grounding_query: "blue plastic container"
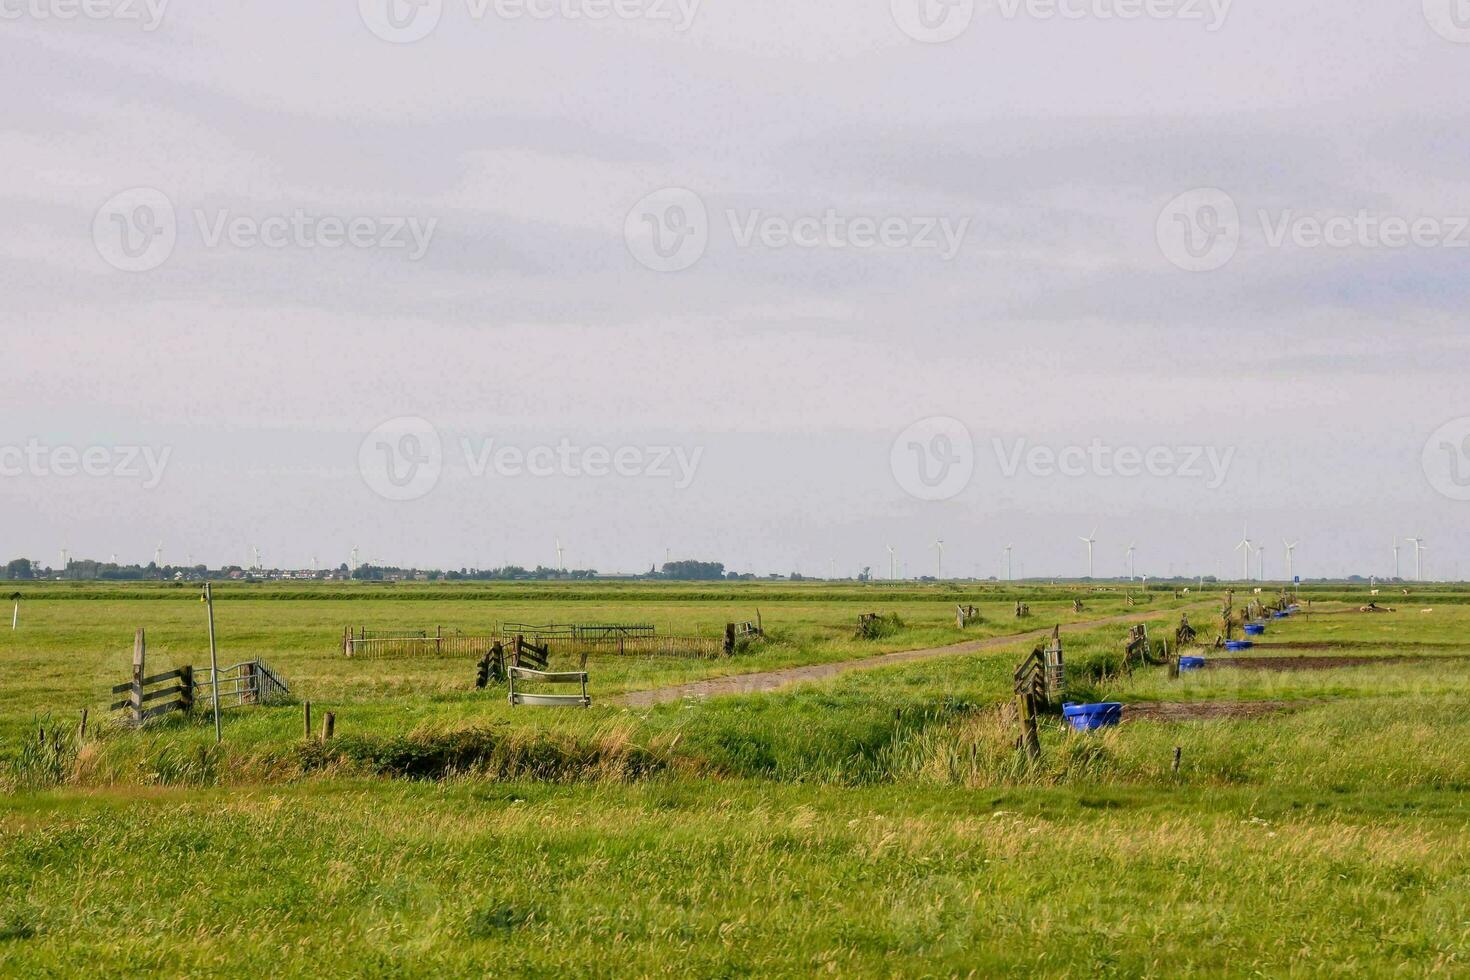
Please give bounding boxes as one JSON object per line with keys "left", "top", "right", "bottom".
{"left": 1225, "top": 639, "right": 1254, "bottom": 652}
{"left": 1178, "top": 656, "right": 1206, "bottom": 671}
{"left": 1062, "top": 702, "right": 1123, "bottom": 732}
{"left": 1271, "top": 611, "right": 1288, "bottom": 619}
{"left": 1243, "top": 623, "right": 1266, "bottom": 636}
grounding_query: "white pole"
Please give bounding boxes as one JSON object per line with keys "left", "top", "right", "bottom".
{"left": 204, "top": 582, "right": 222, "bottom": 743}
{"left": 11, "top": 599, "right": 17, "bottom": 631}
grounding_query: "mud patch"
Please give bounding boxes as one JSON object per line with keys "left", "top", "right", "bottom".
{"left": 1209, "top": 655, "right": 1470, "bottom": 671}
{"left": 1125, "top": 700, "right": 1307, "bottom": 723}
{"left": 1253, "top": 641, "right": 1466, "bottom": 652}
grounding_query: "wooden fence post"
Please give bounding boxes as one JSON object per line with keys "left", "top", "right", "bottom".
{"left": 180, "top": 665, "right": 195, "bottom": 714}
{"left": 321, "top": 712, "right": 335, "bottom": 742}
{"left": 436, "top": 625, "right": 443, "bottom": 655}
{"left": 77, "top": 708, "right": 88, "bottom": 741}
{"left": 240, "top": 662, "right": 257, "bottom": 705}
{"left": 724, "top": 623, "right": 736, "bottom": 656}
{"left": 1016, "top": 692, "right": 1041, "bottom": 760}
{"left": 131, "top": 628, "right": 146, "bottom": 726}
{"left": 303, "top": 700, "right": 312, "bottom": 739}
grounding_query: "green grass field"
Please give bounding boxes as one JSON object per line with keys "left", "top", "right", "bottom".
{"left": 4, "top": 581, "right": 1470, "bottom": 976}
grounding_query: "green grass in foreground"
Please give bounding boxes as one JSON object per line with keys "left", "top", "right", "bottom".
{"left": 4, "top": 584, "right": 1470, "bottom": 975}
{"left": 3, "top": 781, "right": 1469, "bottom": 977}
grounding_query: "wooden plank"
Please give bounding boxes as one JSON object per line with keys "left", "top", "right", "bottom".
{"left": 140, "top": 667, "right": 187, "bottom": 687}
{"left": 114, "top": 693, "right": 186, "bottom": 713}
{"left": 139, "top": 684, "right": 186, "bottom": 705}
{"left": 508, "top": 667, "right": 588, "bottom": 684}
{"left": 139, "top": 700, "right": 184, "bottom": 721}
{"left": 110, "top": 667, "right": 186, "bottom": 696}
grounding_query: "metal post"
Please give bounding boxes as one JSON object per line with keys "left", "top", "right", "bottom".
{"left": 204, "top": 582, "right": 222, "bottom": 743}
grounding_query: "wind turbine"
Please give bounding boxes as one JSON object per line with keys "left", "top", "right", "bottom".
{"left": 1407, "top": 537, "right": 1427, "bottom": 582}
{"left": 886, "top": 545, "right": 896, "bottom": 582}
{"left": 934, "top": 539, "right": 944, "bottom": 580}
{"left": 1004, "top": 544, "right": 1013, "bottom": 582}
{"left": 351, "top": 546, "right": 360, "bottom": 570}
{"left": 154, "top": 542, "right": 163, "bottom": 568}
{"left": 1235, "top": 524, "right": 1253, "bottom": 581}
{"left": 1393, "top": 540, "right": 1402, "bottom": 580}
{"left": 1283, "top": 540, "right": 1298, "bottom": 584}
{"left": 1257, "top": 547, "right": 1264, "bottom": 583}
{"left": 1125, "top": 542, "right": 1137, "bottom": 581}
{"left": 252, "top": 545, "right": 262, "bottom": 571}
{"left": 555, "top": 537, "right": 564, "bottom": 572}
{"left": 1079, "top": 529, "right": 1096, "bottom": 579}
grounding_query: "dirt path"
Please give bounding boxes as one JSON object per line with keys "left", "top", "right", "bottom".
{"left": 617, "top": 609, "right": 1182, "bottom": 708}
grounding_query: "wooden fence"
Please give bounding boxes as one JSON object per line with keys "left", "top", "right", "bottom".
{"left": 504, "top": 623, "right": 655, "bottom": 642}
{"left": 343, "top": 626, "right": 496, "bottom": 659}
{"left": 342, "top": 624, "right": 729, "bottom": 660}
{"left": 110, "top": 628, "right": 288, "bottom": 726}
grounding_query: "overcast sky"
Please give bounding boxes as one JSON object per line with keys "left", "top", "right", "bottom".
{"left": 3, "top": 0, "right": 1469, "bottom": 580}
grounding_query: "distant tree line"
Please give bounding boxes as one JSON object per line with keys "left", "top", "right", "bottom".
{"left": 352, "top": 565, "right": 598, "bottom": 582}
